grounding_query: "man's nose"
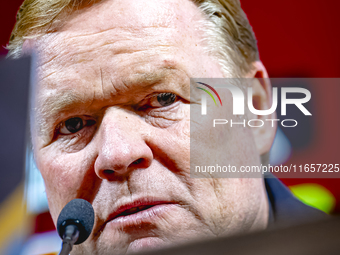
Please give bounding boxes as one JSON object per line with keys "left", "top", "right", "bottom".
{"left": 94, "top": 108, "right": 153, "bottom": 180}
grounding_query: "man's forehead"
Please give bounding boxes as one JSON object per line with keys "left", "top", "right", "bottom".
{"left": 33, "top": 0, "right": 205, "bottom": 80}
{"left": 35, "top": 1, "right": 201, "bottom": 54}
{"left": 62, "top": 0, "right": 198, "bottom": 32}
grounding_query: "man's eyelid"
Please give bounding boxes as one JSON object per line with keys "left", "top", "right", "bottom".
{"left": 141, "top": 92, "right": 179, "bottom": 106}
{"left": 143, "top": 93, "right": 159, "bottom": 102}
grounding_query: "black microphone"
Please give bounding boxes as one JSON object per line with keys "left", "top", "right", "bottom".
{"left": 57, "top": 199, "right": 95, "bottom": 255}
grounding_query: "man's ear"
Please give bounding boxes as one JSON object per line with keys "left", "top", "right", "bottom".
{"left": 246, "top": 61, "right": 277, "bottom": 155}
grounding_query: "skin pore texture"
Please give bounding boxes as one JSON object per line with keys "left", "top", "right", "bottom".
{"left": 30, "top": 0, "right": 273, "bottom": 254}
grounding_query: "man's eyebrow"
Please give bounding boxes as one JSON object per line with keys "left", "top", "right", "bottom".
{"left": 35, "top": 64, "right": 189, "bottom": 135}
{"left": 35, "top": 90, "right": 86, "bottom": 135}
{"left": 40, "top": 91, "right": 85, "bottom": 116}
{"left": 120, "top": 65, "right": 187, "bottom": 89}
{"left": 37, "top": 71, "right": 167, "bottom": 124}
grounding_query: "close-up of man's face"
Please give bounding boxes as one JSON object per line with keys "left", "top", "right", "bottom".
{"left": 28, "top": 0, "right": 273, "bottom": 254}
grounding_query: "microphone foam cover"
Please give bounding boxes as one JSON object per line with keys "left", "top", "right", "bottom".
{"left": 57, "top": 199, "right": 95, "bottom": 245}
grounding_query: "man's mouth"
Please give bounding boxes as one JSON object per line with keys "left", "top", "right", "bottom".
{"left": 116, "top": 205, "right": 156, "bottom": 217}
{"left": 105, "top": 199, "right": 177, "bottom": 228}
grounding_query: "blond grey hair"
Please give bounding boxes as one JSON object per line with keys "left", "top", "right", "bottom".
{"left": 7, "top": 0, "right": 259, "bottom": 76}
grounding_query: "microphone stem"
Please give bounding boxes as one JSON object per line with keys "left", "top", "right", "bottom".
{"left": 58, "top": 225, "right": 80, "bottom": 255}
{"left": 59, "top": 239, "right": 73, "bottom": 255}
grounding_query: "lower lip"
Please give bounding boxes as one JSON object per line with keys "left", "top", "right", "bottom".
{"left": 106, "top": 204, "right": 177, "bottom": 228}
{"left": 127, "top": 237, "right": 167, "bottom": 253}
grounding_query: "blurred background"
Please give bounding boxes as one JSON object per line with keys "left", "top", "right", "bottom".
{"left": 0, "top": 0, "right": 339, "bottom": 254}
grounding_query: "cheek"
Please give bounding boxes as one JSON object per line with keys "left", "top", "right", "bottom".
{"left": 176, "top": 105, "right": 190, "bottom": 138}
{"left": 190, "top": 94, "right": 260, "bottom": 178}
{"left": 156, "top": 107, "right": 191, "bottom": 173}
{"left": 35, "top": 148, "right": 96, "bottom": 220}
{"left": 190, "top": 178, "right": 265, "bottom": 235}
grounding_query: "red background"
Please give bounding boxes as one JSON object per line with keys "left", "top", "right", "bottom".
{"left": 241, "top": 0, "right": 340, "bottom": 213}
{"left": 1, "top": 0, "right": 339, "bottom": 213}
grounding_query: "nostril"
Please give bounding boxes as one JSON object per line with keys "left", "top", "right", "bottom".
{"left": 102, "top": 169, "right": 115, "bottom": 175}
{"left": 132, "top": 158, "right": 144, "bottom": 165}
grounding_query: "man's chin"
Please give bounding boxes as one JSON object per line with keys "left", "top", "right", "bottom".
{"left": 127, "top": 237, "right": 168, "bottom": 254}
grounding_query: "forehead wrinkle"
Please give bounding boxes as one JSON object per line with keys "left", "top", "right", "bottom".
{"left": 60, "top": 0, "right": 177, "bottom": 33}
{"left": 59, "top": 23, "right": 173, "bottom": 41}
{"left": 117, "top": 59, "right": 190, "bottom": 95}
{"left": 35, "top": 5, "right": 205, "bottom": 82}
{"left": 37, "top": 27, "right": 176, "bottom": 79}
